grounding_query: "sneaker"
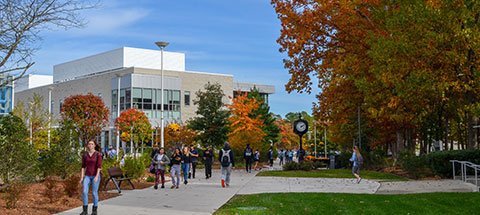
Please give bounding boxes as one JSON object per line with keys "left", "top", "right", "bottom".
{"left": 357, "top": 178, "right": 362, "bottom": 184}
{"left": 154, "top": 185, "right": 158, "bottom": 190}
{"left": 161, "top": 185, "right": 165, "bottom": 189}
{"left": 176, "top": 186, "right": 179, "bottom": 189}
{"left": 171, "top": 185, "right": 176, "bottom": 189}
{"left": 221, "top": 179, "right": 225, "bottom": 188}
{"left": 184, "top": 180, "right": 188, "bottom": 185}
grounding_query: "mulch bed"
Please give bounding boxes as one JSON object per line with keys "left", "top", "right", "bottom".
{"left": 379, "top": 167, "right": 440, "bottom": 180}
{"left": 0, "top": 175, "right": 155, "bottom": 215}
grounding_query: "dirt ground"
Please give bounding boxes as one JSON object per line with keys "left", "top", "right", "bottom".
{"left": 0, "top": 175, "right": 154, "bottom": 215}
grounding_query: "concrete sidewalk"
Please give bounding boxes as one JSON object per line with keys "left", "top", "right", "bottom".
{"left": 59, "top": 169, "right": 257, "bottom": 215}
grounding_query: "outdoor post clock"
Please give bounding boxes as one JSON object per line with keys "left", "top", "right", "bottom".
{"left": 293, "top": 118, "right": 309, "bottom": 150}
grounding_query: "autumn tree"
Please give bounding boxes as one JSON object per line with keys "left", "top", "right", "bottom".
{"left": 227, "top": 92, "right": 266, "bottom": 151}
{"left": 161, "top": 125, "right": 198, "bottom": 153}
{"left": 247, "top": 88, "right": 280, "bottom": 144}
{"left": 61, "top": 93, "right": 110, "bottom": 145}
{"left": 275, "top": 119, "right": 297, "bottom": 149}
{"left": 115, "top": 108, "right": 152, "bottom": 158}
{"left": 0, "top": 0, "right": 97, "bottom": 85}
{"left": 188, "top": 82, "right": 230, "bottom": 148}
{"left": 12, "top": 93, "right": 52, "bottom": 150}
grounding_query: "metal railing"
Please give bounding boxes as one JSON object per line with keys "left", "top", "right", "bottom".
{"left": 450, "top": 160, "right": 479, "bottom": 192}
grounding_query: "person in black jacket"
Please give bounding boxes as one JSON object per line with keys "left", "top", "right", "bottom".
{"left": 150, "top": 144, "right": 159, "bottom": 159}
{"left": 203, "top": 145, "right": 214, "bottom": 179}
{"left": 244, "top": 144, "right": 253, "bottom": 173}
{"left": 219, "top": 142, "right": 235, "bottom": 188}
{"left": 170, "top": 148, "right": 182, "bottom": 189}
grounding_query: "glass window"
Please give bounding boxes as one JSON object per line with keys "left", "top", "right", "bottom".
{"left": 184, "top": 91, "right": 190, "bottom": 106}
{"left": 98, "top": 93, "right": 102, "bottom": 98}
{"left": 143, "top": 89, "right": 152, "bottom": 110}
{"left": 59, "top": 99, "right": 63, "bottom": 112}
{"left": 51, "top": 101, "right": 54, "bottom": 113}
{"left": 120, "top": 89, "right": 125, "bottom": 111}
{"left": 133, "top": 88, "right": 142, "bottom": 109}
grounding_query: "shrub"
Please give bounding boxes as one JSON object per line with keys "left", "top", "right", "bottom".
{"left": 38, "top": 144, "right": 81, "bottom": 179}
{"left": 63, "top": 174, "right": 80, "bottom": 197}
{"left": 123, "top": 156, "right": 147, "bottom": 179}
{"left": 3, "top": 182, "right": 25, "bottom": 209}
{"left": 426, "top": 150, "right": 480, "bottom": 178}
{"left": 146, "top": 176, "right": 155, "bottom": 182}
{"left": 44, "top": 176, "right": 59, "bottom": 203}
{"left": 0, "top": 114, "right": 37, "bottom": 184}
{"left": 300, "top": 161, "right": 314, "bottom": 171}
{"left": 398, "top": 152, "right": 428, "bottom": 179}
{"left": 339, "top": 151, "right": 353, "bottom": 168}
{"left": 283, "top": 162, "right": 298, "bottom": 171}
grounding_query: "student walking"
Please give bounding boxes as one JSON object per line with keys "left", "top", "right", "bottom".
{"left": 267, "top": 147, "right": 274, "bottom": 168}
{"left": 288, "top": 149, "right": 293, "bottom": 163}
{"left": 244, "top": 144, "right": 253, "bottom": 173}
{"left": 253, "top": 149, "right": 261, "bottom": 171}
{"left": 80, "top": 140, "right": 102, "bottom": 215}
{"left": 152, "top": 147, "right": 170, "bottom": 189}
{"left": 181, "top": 146, "right": 192, "bottom": 185}
{"left": 219, "top": 142, "right": 235, "bottom": 188}
{"left": 279, "top": 149, "right": 284, "bottom": 166}
{"left": 189, "top": 144, "right": 199, "bottom": 179}
{"left": 170, "top": 148, "right": 182, "bottom": 189}
{"left": 151, "top": 144, "right": 160, "bottom": 159}
{"left": 349, "top": 146, "right": 363, "bottom": 184}
{"left": 203, "top": 145, "right": 214, "bottom": 179}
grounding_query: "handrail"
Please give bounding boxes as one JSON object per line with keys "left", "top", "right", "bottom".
{"left": 450, "top": 160, "right": 479, "bottom": 192}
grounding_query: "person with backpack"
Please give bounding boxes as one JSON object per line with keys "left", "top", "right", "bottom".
{"left": 151, "top": 144, "right": 160, "bottom": 159}
{"left": 244, "top": 144, "right": 253, "bottom": 173}
{"left": 152, "top": 147, "right": 170, "bottom": 189}
{"left": 253, "top": 149, "right": 261, "bottom": 171}
{"left": 170, "top": 148, "right": 182, "bottom": 189}
{"left": 267, "top": 147, "right": 274, "bottom": 168}
{"left": 219, "top": 142, "right": 235, "bottom": 188}
{"left": 349, "top": 146, "right": 363, "bottom": 184}
{"left": 279, "top": 149, "right": 285, "bottom": 166}
{"left": 79, "top": 140, "right": 102, "bottom": 215}
{"left": 203, "top": 145, "right": 214, "bottom": 179}
{"left": 181, "top": 146, "right": 192, "bottom": 185}
{"left": 189, "top": 144, "right": 199, "bottom": 179}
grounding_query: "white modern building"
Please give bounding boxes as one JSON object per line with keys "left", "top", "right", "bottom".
{"left": 14, "top": 47, "right": 275, "bottom": 150}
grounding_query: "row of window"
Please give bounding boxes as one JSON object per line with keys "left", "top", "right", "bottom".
{"left": 112, "top": 88, "right": 190, "bottom": 120}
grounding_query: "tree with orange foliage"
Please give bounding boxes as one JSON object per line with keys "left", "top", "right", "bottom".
{"left": 115, "top": 108, "right": 152, "bottom": 157}
{"left": 160, "top": 125, "right": 198, "bottom": 153}
{"left": 61, "top": 93, "right": 109, "bottom": 145}
{"left": 274, "top": 119, "right": 297, "bottom": 149}
{"left": 227, "top": 92, "right": 266, "bottom": 151}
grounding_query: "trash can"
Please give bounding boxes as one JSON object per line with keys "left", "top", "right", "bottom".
{"left": 329, "top": 155, "right": 336, "bottom": 169}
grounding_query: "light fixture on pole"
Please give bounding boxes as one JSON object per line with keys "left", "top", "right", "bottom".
{"left": 155, "top": 41, "right": 169, "bottom": 148}
{"left": 313, "top": 120, "right": 317, "bottom": 158}
{"left": 47, "top": 86, "right": 54, "bottom": 148}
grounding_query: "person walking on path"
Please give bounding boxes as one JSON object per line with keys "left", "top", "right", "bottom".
{"left": 151, "top": 144, "right": 160, "bottom": 159}
{"left": 244, "top": 143, "right": 253, "bottom": 173}
{"left": 288, "top": 149, "right": 293, "bottom": 163}
{"left": 298, "top": 148, "right": 306, "bottom": 163}
{"left": 267, "top": 147, "right": 274, "bottom": 168}
{"left": 253, "top": 149, "right": 261, "bottom": 171}
{"left": 79, "top": 140, "right": 102, "bottom": 215}
{"left": 189, "top": 144, "right": 199, "bottom": 179}
{"left": 203, "top": 145, "right": 214, "bottom": 179}
{"left": 279, "top": 149, "right": 284, "bottom": 166}
{"left": 181, "top": 146, "right": 192, "bottom": 185}
{"left": 349, "top": 146, "right": 363, "bottom": 184}
{"left": 152, "top": 147, "right": 170, "bottom": 189}
{"left": 170, "top": 148, "right": 182, "bottom": 189}
{"left": 219, "top": 142, "right": 235, "bottom": 188}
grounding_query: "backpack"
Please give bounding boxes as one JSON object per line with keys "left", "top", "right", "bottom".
{"left": 357, "top": 154, "right": 364, "bottom": 166}
{"left": 245, "top": 148, "right": 252, "bottom": 157}
{"left": 221, "top": 149, "right": 231, "bottom": 167}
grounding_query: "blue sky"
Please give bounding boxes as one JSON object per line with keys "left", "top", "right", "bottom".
{"left": 31, "top": 0, "right": 319, "bottom": 117}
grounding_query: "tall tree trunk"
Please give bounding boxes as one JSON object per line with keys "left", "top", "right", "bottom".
{"left": 395, "top": 128, "right": 404, "bottom": 159}
{"left": 444, "top": 117, "right": 449, "bottom": 150}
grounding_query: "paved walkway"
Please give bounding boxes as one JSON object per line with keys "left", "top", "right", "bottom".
{"left": 59, "top": 166, "right": 476, "bottom": 215}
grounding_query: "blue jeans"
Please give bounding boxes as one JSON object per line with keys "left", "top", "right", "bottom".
{"left": 171, "top": 165, "right": 181, "bottom": 186}
{"left": 83, "top": 175, "right": 100, "bottom": 206}
{"left": 182, "top": 163, "right": 190, "bottom": 181}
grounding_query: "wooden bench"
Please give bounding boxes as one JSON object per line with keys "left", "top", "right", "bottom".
{"left": 103, "top": 167, "right": 135, "bottom": 193}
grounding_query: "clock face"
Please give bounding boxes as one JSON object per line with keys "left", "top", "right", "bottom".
{"left": 296, "top": 122, "right": 307, "bottom": 132}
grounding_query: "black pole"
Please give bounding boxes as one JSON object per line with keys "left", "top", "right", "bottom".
{"left": 299, "top": 134, "right": 303, "bottom": 150}
{"left": 358, "top": 106, "right": 361, "bottom": 149}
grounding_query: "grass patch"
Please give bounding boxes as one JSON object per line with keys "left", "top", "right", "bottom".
{"left": 215, "top": 192, "right": 480, "bottom": 215}
{"left": 257, "top": 169, "right": 408, "bottom": 181}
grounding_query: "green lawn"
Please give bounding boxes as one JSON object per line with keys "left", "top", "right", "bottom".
{"left": 215, "top": 192, "right": 480, "bottom": 215}
{"left": 257, "top": 169, "right": 408, "bottom": 181}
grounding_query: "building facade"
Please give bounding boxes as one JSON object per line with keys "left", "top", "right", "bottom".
{"left": 14, "top": 47, "right": 275, "bottom": 150}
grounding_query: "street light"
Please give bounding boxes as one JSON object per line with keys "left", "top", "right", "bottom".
{"left": 155, "top": 41, "right": 169, "bottom": 148}
{"left": 47, "top": 86, "right": 54, "bottom": 148}
{"left": 313, "top": 120, "right": 317, "bottom": 158}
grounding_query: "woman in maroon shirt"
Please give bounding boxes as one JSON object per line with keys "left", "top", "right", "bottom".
{"left": 79, "top": 140, "right": 102, "bottom": 215}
